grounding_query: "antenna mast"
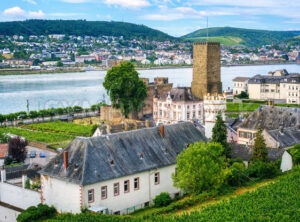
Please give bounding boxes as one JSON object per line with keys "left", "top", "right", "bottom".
{"left": 206, "top": 16, "right": 209, "bottom": 42}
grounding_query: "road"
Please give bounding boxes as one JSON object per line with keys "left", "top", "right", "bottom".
{"left": 25, "top": 146, "right": 58, "bottom": 167}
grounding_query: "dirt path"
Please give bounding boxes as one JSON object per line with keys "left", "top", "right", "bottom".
{"left": 171, "top": 179, "right": 276, "bottom": 216}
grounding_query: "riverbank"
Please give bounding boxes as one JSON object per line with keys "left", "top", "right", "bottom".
{"left": 0, "top": 69, "right": 85, "bottom": 75}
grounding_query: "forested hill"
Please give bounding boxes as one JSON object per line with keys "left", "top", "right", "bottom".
{"left": 0, "top": 20, "right": 176, "bottom": 41}
{"left": 182, "top": 27, "right": 300, "bottom": 47}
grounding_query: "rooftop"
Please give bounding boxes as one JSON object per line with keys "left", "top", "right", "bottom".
{"left": 40, "top": 122, "right": 206, "bottom": 185}
{"left": 267, "top": 127, "right": 300, "bottom": 148}
{"left": 238, "top": 106, "right": 300, "bottom": 130}
{"left": 0, "top": 144, "right": 8, "bottom": 158}
{"left": 160, "top": 87, "right": 201, "bottom": 102}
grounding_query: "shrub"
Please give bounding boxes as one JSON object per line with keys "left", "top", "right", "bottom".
{"left": 246, "top": 161, "right": 280, "bottom": 179}
{"left": 17, "top": 204, "right": 56, "bottom": 222}
{"left": 153, "top": 192, "right": 172, "bottom": 207}
{"left": 4, "top": 156, "right": 13, "bottom": 165}
{"left": 289, "top": 144, "right": 300, "bottom": 165}
{"left": 226, "top": 162, "right": 248, "bottom": 187}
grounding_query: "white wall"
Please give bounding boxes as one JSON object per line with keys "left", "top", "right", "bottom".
{"left": 0, "top": 205, "right": 20, "bottom": 222}
{"left": 280, "top": 151, "right": 293, "bottom": 172}
{"left": 0, "top": 182, "right": 40, "bottom": 210}
{"left": 82, "top": 165, "right": 180, "bottom": 214}
{"left": 41, "top": 175, "right": 81, "bottom": 213}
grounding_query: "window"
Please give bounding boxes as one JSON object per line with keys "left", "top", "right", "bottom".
{"left": 154, "top": 172, "right": 160, "bottom": 185}
{"left": 193, "top": 112, "right": 195, "bottom": 118}
{"left": 187, "top": 105, "right": 189, "bottom": 109}
{"left": 124, "top": 180, "right": 130, "bottom": 193}
{"left": 159, "top": 110, "right": 162, "bottom": 117}
{"left": 134, "top": 177, "right": 140, "bottom": 190}
{"left": 114, "top": 183, "right": 119, "bottom": 196}
{"left": 88, "top": 189, "right": 94, "bottom": 203}
{"left": 193, "top": 105, "right": 196, "bottom": 109}
{"left": 101, "top": 186, "right": 107, "bottom": 199}
{"left": 187, "top": 112, "right": 190, "bottom": 119}
{"left": 198, "top": 111, "right": 201, "bottom": 116}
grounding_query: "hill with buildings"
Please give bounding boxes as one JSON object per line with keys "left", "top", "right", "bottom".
{"left": 0, "top": 20, "right": 177, "bottom": 41}
{"left": 182, "top": 27, "right": 300, "bottom": 47}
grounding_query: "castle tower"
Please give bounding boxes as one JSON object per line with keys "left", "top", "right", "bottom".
{"left": 204, "top": 93, "right": 226, "bottom": 139}
{"left": 191, "top": 42, "right": 222, "bottom": 99}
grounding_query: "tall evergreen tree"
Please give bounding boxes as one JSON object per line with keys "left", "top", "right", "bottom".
{"left": 212, "top": 112, "right": 231, "bottom": 158}
{"left": 252, "top": 127, "right": 268, "bottom": 162}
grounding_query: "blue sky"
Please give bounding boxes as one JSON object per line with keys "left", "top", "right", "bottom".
{"left": 1, "top": 0, "right": 300, "bottom": 37}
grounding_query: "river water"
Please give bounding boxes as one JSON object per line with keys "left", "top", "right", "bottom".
{"left": 0, "top": 64, "right": 299, "bottom": 114}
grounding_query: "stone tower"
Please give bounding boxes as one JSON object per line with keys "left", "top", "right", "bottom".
{"left": 191, "top": 42, "right": 222, "bottom": 99}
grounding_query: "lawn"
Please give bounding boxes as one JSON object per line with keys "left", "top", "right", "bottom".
{"left": 226, "top": 102, "right": 261, "bottom": 112}
{"left": 0, "top": 121, "right": 97, "bottom": 149}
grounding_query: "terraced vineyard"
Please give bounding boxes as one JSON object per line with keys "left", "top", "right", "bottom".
{"left": 45, "top": 166, "right": 300, "bottom": 221}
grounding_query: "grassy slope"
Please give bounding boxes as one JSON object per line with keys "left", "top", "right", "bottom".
{"left": 185, "top": 36, "right": 243, "bottom": 46}
{"left": 182, "top": 27, "right": 300, "bottom": 47}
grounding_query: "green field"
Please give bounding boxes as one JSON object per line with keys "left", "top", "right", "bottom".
{"left": 226, "top": 102, "right": 261, "bottom": 112}
{"left": 25, "top": 121, "right": 95, "bottom": 137}
{"left": 185, "top": 36, "right": 243, "bottom": 46}
{"left": 0, "top": 121, "right": 97, "bottom": 149}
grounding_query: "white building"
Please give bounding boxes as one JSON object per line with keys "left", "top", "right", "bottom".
{"left": 232, "top": 77, "right": 249, "bottom": 95}
{"left": 153, "top": 87, "right": 204, "bottom": 124}
{"left": 203, "top": 94, "right": 226, "bottom": 139}
{"left": 40, "top": 122, "right": 206, "bottom": 215}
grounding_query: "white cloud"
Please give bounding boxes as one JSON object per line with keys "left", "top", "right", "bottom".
{"left": 28, "top": 10, "right": 45, "bottom": 19}
{"left": 22, "top": 0, "right": 37, "bottom": 5}
{"left": 2, "top": 7, "right": 45, "bottom": 20}
{"left": 142, "top": 6, "right": 236, "bottom": 21}
{"left": 104, "top": 0, "right": 150, "bottom": 9}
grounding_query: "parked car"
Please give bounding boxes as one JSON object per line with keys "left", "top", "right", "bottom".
{"left": 39, "top": 152, "right": 46, "bottom": 158}
{"left": 30, "top": 151, "right": 36, "bottom": 158}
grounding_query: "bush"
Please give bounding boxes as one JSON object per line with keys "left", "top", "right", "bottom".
{"left": 4, "top": 156, "right": 13, "bottom": 165}
{"left": 226, "top": 162, "right": 248, "bottom": 187}
{"left": 246, "top": 161, "right": 280, "bottom": 179}
{"left": 289, "top": 144, "right": 300, "bottom": 165}
{"left": 153, "top": 192, "right": 172, "bottom": 208}
{"left": 17, "top": 204, "right": 56, "bottom": 222}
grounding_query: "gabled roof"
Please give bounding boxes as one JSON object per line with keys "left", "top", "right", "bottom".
{"left": 232, "top": 77, "right": 250, "bottom": 82}
{"left": 238, "top": 106, "right": 300, "bottom": 130}
{"left": 267, "top": 127, "right": 300, "bottom": 148}
{"left": 160, "top": 87, "right": 201, "bottom": 102}
{"left": 40, "top": 122, "right": 206, "bottom": 185}
{"left": 231, "top": 144, "right": 285, "bottom": 162}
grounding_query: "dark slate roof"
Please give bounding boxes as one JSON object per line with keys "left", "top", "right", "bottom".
{"left": 40, "top": 122, "right": 207, "bottom": 185}
{"left": 238, "top": 106, "right": 300, "bottom": 130}
{"left": 160, "top": 87, "right": 201, "bottom": 102}
{"left": 267, "top": 127, "right": 300, "bottom": 148}
{"left": 231, "top": 144, "right": 285, "bottom": 162}
{"left": 248, "top": 73, "right": 300, "bottom": 84}
{"left": 232, "top": 77, "right": 250, "bottom": 82}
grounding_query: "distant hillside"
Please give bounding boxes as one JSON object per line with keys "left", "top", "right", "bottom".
{"left": 0, "top": 20, "right": 176, "bottom": 41}
{"left": 182, "top": 27, "right": 300, "bottom": 47}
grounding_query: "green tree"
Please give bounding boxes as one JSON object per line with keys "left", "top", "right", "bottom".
{"left": 172, "top": 142, "right": 228, "bottom": 194}
{"left": 103, "top": 62, "right": 147, "bottom": 118}
{"left": 252, "top": 127, "right": 268, "bottom": 162}
{"left": 57, "top": 61, "right": 63, "bottom": 67}
{"left": 212, "top": 112, "right": 231, "bottom": 158}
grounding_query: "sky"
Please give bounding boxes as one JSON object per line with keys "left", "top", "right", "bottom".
{"left": 1, "top": 0, "right": 300, "bottom": 37}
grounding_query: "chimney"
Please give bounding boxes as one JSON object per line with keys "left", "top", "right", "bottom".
{"left": 106, "top": 124, "right": 111, "bottom": 134}
{"left": 1, "top": 166, "right": 6, "bottom": 183}
{"left": 145, "top": 120, "right": 149, "bottom": 128}
{"left": 22, "top": 170, "right": 27, "bottom": 189}
{"left": 159, "top": 125, "right": 164, "bottom": 137}
{"left": 63, "top": 151, "right": 68, "bottom": 171}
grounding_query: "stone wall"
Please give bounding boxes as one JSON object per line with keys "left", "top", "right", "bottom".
{"left": 191, "top": 42, "right": 222, "bottom": 99}
{"left": 100, "top": 77, "right": 172, "bottom": 121}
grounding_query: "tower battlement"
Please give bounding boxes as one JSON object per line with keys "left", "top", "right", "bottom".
{"left": 193, "top": 42, "right": 220, "bottom": 46}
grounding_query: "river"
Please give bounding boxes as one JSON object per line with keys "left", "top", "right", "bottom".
{"left": 0, "top": 64, "right": 299, "bottom": 114}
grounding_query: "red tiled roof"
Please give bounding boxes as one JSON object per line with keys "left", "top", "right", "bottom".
{"left": 0, "top": 144, "right": 8, "bottom": 158}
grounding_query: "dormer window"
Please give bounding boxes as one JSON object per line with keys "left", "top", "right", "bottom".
{"left": 139, "top": 154, "right": 144, "bottom": 160}
{"left": 110, "top": 160, "right": 114, "bottom": 166}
